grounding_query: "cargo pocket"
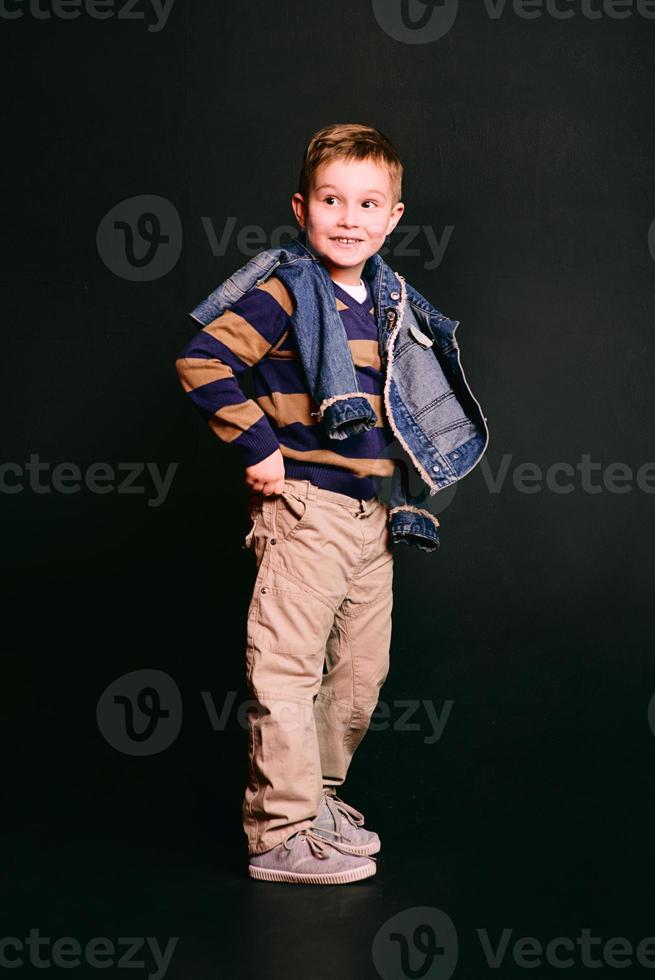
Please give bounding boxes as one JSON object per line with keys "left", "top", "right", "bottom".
{"left": 272, "top": 489, "right": 310, "bottom": 543}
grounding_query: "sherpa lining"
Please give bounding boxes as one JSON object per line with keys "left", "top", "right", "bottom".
{"left": 311, "top": 392, "right": 368, "bottom": 420}
{"left": 388, "top": 505, "right": 440, "bottom": 530}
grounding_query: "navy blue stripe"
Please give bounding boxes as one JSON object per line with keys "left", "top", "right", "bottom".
{"left": 283, "top": 459, "right": 379, "bottom": 500}
{"left": 230, "top": 288, "right": 291, "bottom": 345}
{"left": 274, "top": 420, "right": 395, "bottom": 458}
{"left": 180, "top": 331, "right": 249, "bottom": 373}
{"left": 187, "top": 377, "right": 246, "bottom": 419}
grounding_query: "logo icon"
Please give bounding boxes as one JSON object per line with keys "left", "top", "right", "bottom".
{"left": 372, "top": 906, "right": 458, "bottom": 979}
{"left": 372, "top": 0, "right": 459, "bottom": 44}
{"left": 97, "top": 669, "right": 182, "bottom": 755}
{"left": 96, "top": 194, "right": 182, "bottom": 281}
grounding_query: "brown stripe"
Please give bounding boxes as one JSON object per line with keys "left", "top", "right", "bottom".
{"left": 256, "top": 277, "right": 295, "bottom": 315}
{"left": 208, "top": 400, "right": 264, "bottom": 444}
{"left": 176, "top": 357, "right": 234, "bottom": 393}
{"left": 348, "top": 339, "right": 381, "bottom": 371}
{"left": 201, "top": 310, "right": 273, "bottom": 367}
{"left": 254, "top": 392, "right": 314, "bottom": 427}
{"left": 279, "top": 445, "right": 397, "bottom": 478}
{"left": 258, "top": 392, "right": 386, "bottom": 428}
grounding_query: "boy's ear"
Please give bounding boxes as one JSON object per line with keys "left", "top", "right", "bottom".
{"left": 291, "top": 192, "right": 307, "bottom": 228}
{"left": 387, "top": 201, "right": 405, "bottom": 234}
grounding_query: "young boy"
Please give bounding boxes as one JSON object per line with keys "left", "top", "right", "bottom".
{"left": 176, "top": 123, "right": 486, "bottom": 885}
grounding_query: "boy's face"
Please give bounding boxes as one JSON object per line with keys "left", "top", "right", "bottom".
{"left": 291, "top": 157, "right": 404, "bottom": 284}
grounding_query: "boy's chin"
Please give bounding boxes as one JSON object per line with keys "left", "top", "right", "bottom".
{"left": 314, "top": 242, "right": 380, "bottom": 267}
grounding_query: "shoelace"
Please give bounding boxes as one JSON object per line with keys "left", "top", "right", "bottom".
{"left": 282, "top": 826, "right": 365, "bottom": 860}
{"left": 325, "top": 794, "right": 366, "bottom": 829}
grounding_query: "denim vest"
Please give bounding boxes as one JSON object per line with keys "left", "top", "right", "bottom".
{"left": 190, "top": 232, "right": 489, "bottom": 553}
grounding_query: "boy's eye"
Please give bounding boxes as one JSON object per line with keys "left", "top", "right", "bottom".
{"left": 323, "top": 196, "right": 378, "bottom": 208}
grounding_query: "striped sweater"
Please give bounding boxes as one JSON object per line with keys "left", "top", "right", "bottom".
{"left": 176, "top": 274, "right": 398, "bottom": 499}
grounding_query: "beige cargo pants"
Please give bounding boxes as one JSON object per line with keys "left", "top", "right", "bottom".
{"left": 241, "top": 477, "right": 394, "bottom": 855}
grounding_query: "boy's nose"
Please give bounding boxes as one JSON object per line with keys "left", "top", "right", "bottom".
{"left": 338, "top": 212, "right": 360, "bottom": 229}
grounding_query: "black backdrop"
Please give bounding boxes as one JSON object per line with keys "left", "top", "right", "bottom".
{"left": 4, "top": 2, "right": 655, "bottom": 978}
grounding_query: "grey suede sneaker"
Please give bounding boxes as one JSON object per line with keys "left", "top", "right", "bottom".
{"left": 248, "top": 827, "right": 377, "bottom": 884}
{"left": 311, "top": 793, "right": 381, "bottom": 856}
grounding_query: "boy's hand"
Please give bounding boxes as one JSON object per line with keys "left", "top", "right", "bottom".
{"left": 245, "top": 448, "right": 286, "bottom": 496}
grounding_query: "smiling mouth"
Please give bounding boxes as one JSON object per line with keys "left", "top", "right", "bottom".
{"left": 331, "top": 237, "right": 363, "bottom": 244}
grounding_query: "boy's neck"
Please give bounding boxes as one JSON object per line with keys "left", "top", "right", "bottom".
{"left": 324, "top": 261, "right": 366, "bottom": 287}
{"left": 332, "top": 275, "right": 363, "bottom": 288}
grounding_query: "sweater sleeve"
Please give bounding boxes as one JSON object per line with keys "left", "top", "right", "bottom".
{"left": 175, "top": 277, "right": 294, "bottom": 467}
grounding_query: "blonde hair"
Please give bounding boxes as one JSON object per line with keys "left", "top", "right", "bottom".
{"left": 298, "top": 122, "right": 403, "bottom": 208}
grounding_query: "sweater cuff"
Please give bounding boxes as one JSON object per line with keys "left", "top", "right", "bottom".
{"left": 233, "top": 418, "right": 281, "bottom": 468}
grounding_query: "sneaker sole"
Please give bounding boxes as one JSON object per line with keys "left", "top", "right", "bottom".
{"left": 248, "top": 861, "right": 377, "bottom": 885}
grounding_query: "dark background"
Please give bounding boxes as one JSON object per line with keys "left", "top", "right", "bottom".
{"left": 4, "top": 2, "right": 655, "bottom": 977}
